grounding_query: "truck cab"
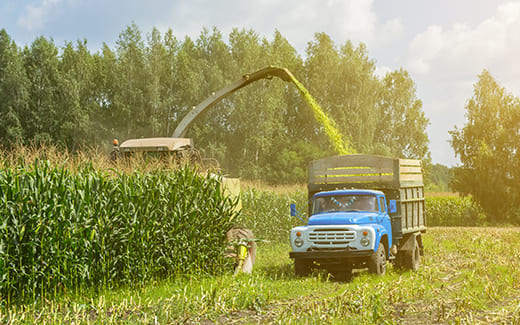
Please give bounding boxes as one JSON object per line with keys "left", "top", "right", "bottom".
{"left": 289, "top": 154, "right": 426, "bottom": 280}
{"left": 292, "top": 190, "right": 391, "bottom": 254}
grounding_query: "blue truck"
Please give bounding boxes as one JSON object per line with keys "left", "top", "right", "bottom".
{"left": 289, "top": 154, "right": 426, "bottom": 280}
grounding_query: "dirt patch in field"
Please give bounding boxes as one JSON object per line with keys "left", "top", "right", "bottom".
{"left": 192, "top": 309, "right": 274, "bottom": 324}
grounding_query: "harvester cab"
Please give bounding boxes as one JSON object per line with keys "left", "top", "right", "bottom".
{"left": 110, "top": 137, "right": 202, "bottom": 166}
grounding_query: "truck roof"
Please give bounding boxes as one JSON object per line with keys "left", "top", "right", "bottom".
{"left": 119, "top": 137, "right": 193, "bottom": 152}
{"left": 313, "top": 189, "right": 384, "bottom": 197}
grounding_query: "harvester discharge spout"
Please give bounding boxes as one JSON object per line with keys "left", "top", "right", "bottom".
{"left": 171, "top": 66, "right": 294, "bottom": 138}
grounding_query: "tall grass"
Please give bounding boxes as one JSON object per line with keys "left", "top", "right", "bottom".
{"left": 0, "top": 156, "right": 238, "bottom": 304}
{"left": 425, "top": 196, "right": 485, "bottom": 226}
{"left": 240, "top": 188, "right": 307, "bottom": 243}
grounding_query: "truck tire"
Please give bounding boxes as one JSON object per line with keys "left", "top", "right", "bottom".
{"left": 368, "top": 243, "right": 386, "bottom": 275}
{"left": 404, "top": 238, "right": 421, "bottom": 271}
{"left": 294, "top": 258, "right": 311, "bottom": 276}
{"left": 226, "top": 228, "right": 256, "bottom": 274}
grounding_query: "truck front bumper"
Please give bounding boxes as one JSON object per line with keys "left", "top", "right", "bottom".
{"left": 289, "top": 248, "right": 373, "bottom": 260}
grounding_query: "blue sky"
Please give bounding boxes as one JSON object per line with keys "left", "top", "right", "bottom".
{"left": 2, "top": 0, "right": 520, "bottom": 166}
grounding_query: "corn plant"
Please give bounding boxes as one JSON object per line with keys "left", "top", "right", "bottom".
{"left": 240, "top": 188, "right": 307, "bottom": 243}
{"left": 425, "top": 196, "right": 485, "bottom": 226}
{"left": 0, "top": 160, "right": 237, "bottom": 304}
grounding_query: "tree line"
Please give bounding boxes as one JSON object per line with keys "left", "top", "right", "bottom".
{"left": 0, "top": 23, "right": 430, "bottom": 183}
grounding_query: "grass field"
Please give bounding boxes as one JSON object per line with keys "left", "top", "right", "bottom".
{"left": 2, "top": 227, "right": 520, "bottom": 324}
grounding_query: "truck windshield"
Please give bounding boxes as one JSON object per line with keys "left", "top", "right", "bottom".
{"left": 313, "top": 195, "right": 378, "bottom": 214}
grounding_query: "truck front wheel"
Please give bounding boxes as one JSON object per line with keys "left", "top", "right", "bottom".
{"left": 368, "top": 243, "right": 386, "bottom": 275}
{"left": 294, "top": 258, "right": 311, "bottom": 276}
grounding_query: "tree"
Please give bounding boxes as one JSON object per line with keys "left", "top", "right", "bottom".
{"left": 188, "top": 27, "right": 233, "bottom": 168}
{"left": 337, "top": 41, "right": 381, "bottom": 153}
{"left": 304, "top": 33, "right": 344, "bottom": 154}
{"left": 376, "top": 69, "right": 430, "bottom": 160}
{"left": 263, "top": 31, "right": 314, "bottom": 183}
{"left": 426, "top": 164, "right": 452, "bottom": 192}
{"left": 304, "top": 34, "right": 384, "bottom": 154}
{"left": 114, "top": 22, "right": 147, "bottom": 138}
{"left": 91, "top": 43, "right": 119, "bottom": 146}
{"left": 269, "top": 30, "right": 310, "bottom": 142}
{"left": 59, "top": 40, "right": 95, "bottom": 149}
{"left": 220, "top": 28, "right": 273, "bottom": 177}
{"left": 162, "top": 29, "right": 180, "bottom": 136}
{"left": 22, "top": 36, "right": 63, "bottom": 144}
{"left": 450, "top": 70, "right": 520, "bottom": 222}
{"left": 172, "top": 36, "right": 205, "bottom": 129}
{"left": 0, "top": 29, "right": 27, "bottom": 143}
{"left": 144, "top": 27, "right": 169, "bottom": 137}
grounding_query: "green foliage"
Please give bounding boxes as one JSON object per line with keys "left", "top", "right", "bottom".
{"left": 0, "top": 25, "right": 430, "bottom": 183}
{"left": 376, "top": 69, "right": 430, "bottom": 159}
{"left": 240, "top": 188, "right": 307, "bottom": 243}
{"left": 425, "top": 196, "right": 485, "bottom": 226}
{"left": 0, "top": 161, "right": 237, "bottom": 303}
{"left": 22, "top": 36, "right": 63, "bottom": 144}
{"left": 0, "top": 29, "right": 27, "bottom": 142}
{"left": 425, "top": 163, "right": 452, "bottom": 192}
{"left": 305, "top": 35, "right": 380, "bottom": 154}
{"left": 450, "top": 70, "right": 520, "bottom": 223}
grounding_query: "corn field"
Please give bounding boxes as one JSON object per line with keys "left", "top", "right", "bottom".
{"left": 241, "top": 188, "right": 307, "bottom": 243}
{"left": 425, "top": 196, "right": 486, "bottom": 226}
{"left": 0, "top": 159, "right": 238, "bottom": 304}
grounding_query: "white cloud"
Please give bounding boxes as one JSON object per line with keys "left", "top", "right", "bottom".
{"left": 374, "top": 65, "right": 391, "bottom": 79}
{"left": 161, "top": 0, "right": 400, "bottom": 54}
{"left": 17, "top": 0, "right": 75, "bottom": 31}
{"left": 406, "top": 1, "right": 520, "bottom": 80}
{"left": 376, "top": 18, "right": 404, "bottom": 48}
{"left": 407, "top": 25, "right": 444, "bottom": 74}
{"left": 403, "top": 1, "right": 520, "bottom": 165}
{"left": 266, "top": 0, "right": 403, "bottom": 52}
{"left": 272, "top": 0, "right": 377, "bottom": 52}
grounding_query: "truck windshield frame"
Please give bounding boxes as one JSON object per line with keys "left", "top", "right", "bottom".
{"left": 313, "top": 194, "right": 378, "bottom": 214}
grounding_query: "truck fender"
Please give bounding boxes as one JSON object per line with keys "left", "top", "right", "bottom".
{"left": 374, "top": 226, "right": 389, "bottom": 253}
{"left": 398, "top": 233, "right": 421, "bottom": 253}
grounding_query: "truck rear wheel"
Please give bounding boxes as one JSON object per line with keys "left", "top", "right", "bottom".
{"left": 368, "top": 243, "right": 386, "bottom": 275}
{"left": 294, "top": 258, "right": 311, "bottom": 276}
{"left": 404, "top": 238, "right": 421, "bottom": 271}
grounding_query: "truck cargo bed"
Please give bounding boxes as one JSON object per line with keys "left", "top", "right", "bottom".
{"left": 308, "top": 154, "right": 426, "bottom": 243}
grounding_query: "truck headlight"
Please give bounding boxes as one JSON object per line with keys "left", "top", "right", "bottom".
{"left": 294, "top": 237, "right": 304, "bottom": 247}
{"left": 360, "top": 236, "right": 370, "bottom": 247}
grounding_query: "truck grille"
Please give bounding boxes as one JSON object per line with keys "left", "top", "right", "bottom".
{"left": 309, "top": 229, "right": 356, "bottom": 247}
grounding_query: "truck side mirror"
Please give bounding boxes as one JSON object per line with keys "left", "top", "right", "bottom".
{"left": 290, "top": 203, "right": 296, "bottom": 217}
{"left": 389, "top": 200, "right": 397, "bottom": 213}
